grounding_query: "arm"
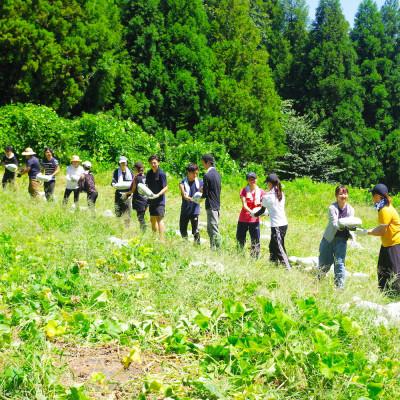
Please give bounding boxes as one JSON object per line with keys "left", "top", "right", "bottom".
{"left": 180, "top": 183, "right": 192, "bottom": 201}
{"left": 253, "top": 206, "right": 267, "bottom": 217}
{"left": 240, "top": 195, "right": 252, "bottom": 213}
{"left": 368, "top": 225, "right": 389, "bottom": 236}
{"left": 202, "top": 175, "right": 208, "bottom": 198}
{"left": 52, "top": 164, "right": 60, "bottom": 177}
{"left": 111, "top": 170, "right": 118, "bottom": 186}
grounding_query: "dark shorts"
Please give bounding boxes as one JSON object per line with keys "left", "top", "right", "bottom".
{"left": 149, "top": 204, "right": 165, "bottom": 217}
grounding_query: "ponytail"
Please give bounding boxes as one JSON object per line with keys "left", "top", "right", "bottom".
{"left": 266, "top": 173, "right": 283, "bottom": 202}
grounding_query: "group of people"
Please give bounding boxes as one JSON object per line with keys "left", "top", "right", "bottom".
{"left": 2, "top": 146, "right": 400, "bottom": 295}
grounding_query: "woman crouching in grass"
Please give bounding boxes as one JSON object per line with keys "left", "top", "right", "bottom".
{"left": 367, "top": 183, "right": 400, "bottom": 295}
{"left": 317, "top": 185, "right": 354, "bottom": 289}
{"left": 253, "top": 173, "right": 291, "bottom": 269}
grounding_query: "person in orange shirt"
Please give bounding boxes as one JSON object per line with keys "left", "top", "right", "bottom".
{"left": 367, "top": 183, "right": 400, "bottom": 294}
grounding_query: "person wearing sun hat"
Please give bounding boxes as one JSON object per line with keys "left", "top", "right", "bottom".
{"left": 367, "top": 183, "right": 400, "bottom": 295}
{"left": 236, "top": 172, "right": 264, "bottom": 258}
{"left": 63, "top": 155, "right": 84, "bottom": 207}
{"left": 18, "top": 147, "right": 41, "bottom": 197}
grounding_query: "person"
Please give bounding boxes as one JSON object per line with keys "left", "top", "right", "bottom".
{"left": 131, "top": 162, "right": 148, "bottom": 232}
{"left": 111, "top": 156, "right": 133, "bottom": 225}
{"left": 18, "top": 147, "right": 41, "bottom": 198}
{"left": 63, "top": 155, "right": 84, "bottom": 207}
{"left": 146, "top": 155, "right": 168, "bottom": 239}
{"left": 2, "top": 146, "right": 18, "bottom": 189}
{"left": 237, "top": 172, "right": 264, "bottom": 258}
{"left": 80, "top": 161, "right": 98, "bottom": 211}
{"left": 201, "top": 154, "right": 221, "bottom": 250}
{"left": 253, "top": 173, "right": 290, "bottom": 269}
{"left": 179, "top": 163, "right": 203, "bottom": 245}
{"left": 317, "top": 185, "right": 354, "bottom": 289}
{"left": 367, "top": 183, "right": 400, "bottom": 295}
{"left": 41, "top": 147, "right": 60, "bottom": 201}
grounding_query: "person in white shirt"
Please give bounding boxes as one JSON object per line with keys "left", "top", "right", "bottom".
{"left": 63, "top": 155, "right": 84, "bottom": 207}
{"left": 253, "top": 173, "right": 291, "bottom": 269}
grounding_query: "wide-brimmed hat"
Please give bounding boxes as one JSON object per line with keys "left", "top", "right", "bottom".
{"left": 70, "top": 155, "right": 81, "bottom": 162}
{"left": 21, "top": 147, "right": 36, "bottom": 156}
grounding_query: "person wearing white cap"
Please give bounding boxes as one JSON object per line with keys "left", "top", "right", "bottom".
{"left": 111, "top": 156, "right": 133, "bottom": 225}
{"left": 80, "top": 161, "right": 98, "bottom": 210}
{"left": 63, "top": 155, "right": 84, "bottom": 207}
{"left": 18, "top": 147, "right": 41, "bottom": 197}
{"left": 2, "top": 146, "right": 18, "bottom": 189}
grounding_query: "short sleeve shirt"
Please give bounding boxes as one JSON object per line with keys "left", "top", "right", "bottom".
{"left": 378, "top": 204, "right": 400, "bottom": 247}
{"left": 146, "top": 168, "right": 167, "bottom": 206}
{"left": 238, "top": 186, "right": 264, "bottom": 223}
{"left": 41, "top": 157, "right": 59, "bottom": 181}
{"left": 180, "top": 178, "right": 203, "bottom": 217}
{"left": 27, "top": 156, "right": 40, "bottom": 179}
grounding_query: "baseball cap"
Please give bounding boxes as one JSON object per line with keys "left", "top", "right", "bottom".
{"left": 246, "top": 172, "right": 257, "bottom": 180}
{"left": 369, "top": 183, "right": 388, "bottom": 196}
{"left": 265, "top": 173, "right": 279, "bottom": 183}
{"left": 119, "top": 156, "right": 128, "bottom": 164}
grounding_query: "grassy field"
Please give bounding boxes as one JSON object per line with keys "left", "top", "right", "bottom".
{"left": 0, "top": 172, "right": 399, "bottom": 399}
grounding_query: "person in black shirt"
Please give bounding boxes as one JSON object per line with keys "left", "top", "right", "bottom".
{"left": 179, "top": 163, "right": 203, "bottom": 244}
{"left": 131, "top": 162, "right": 148, "bottom": 232}
{"left": 2, "top": 146, "right": 18, "bottom": 189}
{"left": 41, "top": 147, "right": 60, "bottom": 201}
{"left": 146, "top": 155, "right": 168, "bottom": 239}
{"left": 201, "top": 154, "right": 222, "bottom": 250}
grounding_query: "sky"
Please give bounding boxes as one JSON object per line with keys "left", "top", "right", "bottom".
{"left": 307, "top": 0, "right": 386, "bottom": 26}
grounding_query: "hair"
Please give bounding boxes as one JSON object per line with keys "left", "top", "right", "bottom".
{"left": 335, "top": 185, "right": 348, "bottom": 197}
{"left": 148, "top": 154, "right": 160, "bottom": 162}
{"left": 186, "top": 163, "right": 199, "bottom": 172}
{"left": 201, "top": 154, "right": 215, "bottom": 166}
{"left": 44, "top": 147, "right": 54, "bottom": 156}
{"left": 266, "top": 173, "right": 283, "bottom": 202}
{"left": 5, "top": 146, "right": 13, "bottom": 152}
{"left": 134, "top": 161, "right": 144, "bottom": 173}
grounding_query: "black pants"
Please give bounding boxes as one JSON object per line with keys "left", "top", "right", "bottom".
{"left": 180, "top": 213, "right": 200, "bottom": 244}
{"left": 115, "top": 191, "right": 130, "bottom": 217}
{"left": 44, "top": 181, "right": 55, "bottom": 201}
{"left": 236, "top": 221, "right": 260, "bottom": 258}
{"left": 63, "top": 188, "right": 80, "bottom": 204}
{"left": 87, "top": 191, "right": 98, "bottom": 209}
{"left": 2, "top": 172, "right": 15, "bottom": 189}
{"left": 270, "top": 225, "right": 291, "bottom": 269}
{"left": 135, "top": 208, "right": 147, "bottom": 232}
{"left": 378, "top": 244, "right": 400, "bottom": 294}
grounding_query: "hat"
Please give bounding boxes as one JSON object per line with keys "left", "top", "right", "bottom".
{"left": 21, "top": 147, "right": 36, "bottom": 156}
{"left": 370, "top": 183, "right": 388, "bottom": 196}
{"left": 71, "top": 155, "right": 81, "bottom": 162}
{"left": 82, "top": 161, "right": 92, "bottom": 169}
{"left": 246, "top": 172, "right": 257, "bottom": 180}
{"left": 119, "top": 156, "right": 128, "bottom": 164}
{"left": 265, "top": 173, "right": 279, "bottom": 183}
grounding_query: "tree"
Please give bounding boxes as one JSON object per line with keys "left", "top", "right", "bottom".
{"left": 0, "top": 0, "right": 132, "bottom": 115}
{"left": 121, "top": 0, "right": 216, "bottom": 133}
{"left": 351, "top": 0, "right": 392, "bottom": 132}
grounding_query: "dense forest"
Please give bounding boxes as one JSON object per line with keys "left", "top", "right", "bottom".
{"left": 1, "top": 0, "right": 400, "bottom": 189}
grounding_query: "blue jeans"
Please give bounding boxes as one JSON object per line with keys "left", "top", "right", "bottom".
{"left": 318, "top": 237, "right": 347, "bottom": 288}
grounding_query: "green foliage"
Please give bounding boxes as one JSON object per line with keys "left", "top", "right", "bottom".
{"left": 277, "top": 103, "right": 341, "bottom": 181}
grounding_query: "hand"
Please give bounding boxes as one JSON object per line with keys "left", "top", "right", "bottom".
{"left": 249, "top": 211, "right": 256, "bottom": 218}
{"left": 355, "top": 228, "right": 368, "bottom": 236}
{"left": 152, "top": 192, "right": 160, "bottom": 199}
{"left": 120, "top": 192, "right": 129, "bottom": 200}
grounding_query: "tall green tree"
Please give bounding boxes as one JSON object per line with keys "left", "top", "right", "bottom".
{"left": 304, "top": 0, "right": 383, "bottom": 186}
{"left": 0, "top": 0, "right": 132, "bottom": 115}
{"left": 121, "top": 0, "right": 216, "bottom": 133}
{"left": 351, "top": 0, "right": 392, "bottom": 132}
{"left": 199, "top": 0, "right": 284, "bottom": 164}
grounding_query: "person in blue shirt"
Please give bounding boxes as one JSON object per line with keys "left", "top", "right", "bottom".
{"left": 179, "top": 163, "right": 203, "bottom": 245}
{"left": 41, "top": 147, "right": 60, "bottom": 201}
{"left": 18, "top": 147, "right": 41, "bottom": 198}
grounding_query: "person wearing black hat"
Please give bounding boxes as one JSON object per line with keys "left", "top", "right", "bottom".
{"left": 367, "top": 183, "right": 400, "bottom": 294}
{"left": 253, "top": 173, "right": 291, "bottom": 269}
{"left": 236, "top": 172, "right": 264, "bottom": 258}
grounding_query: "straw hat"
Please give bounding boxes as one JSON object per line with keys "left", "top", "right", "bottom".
{"left": 70, "top": 155, "right": 81, "bottom": 162}
{"left": 21, "top": 147, "right": 36, "bottom": 156}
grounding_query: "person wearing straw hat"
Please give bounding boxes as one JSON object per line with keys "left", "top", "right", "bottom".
{"left": 41, "top": 147, "right": 60, "bottom": 201}
{"left": 18, "top": 147, "right": 41, "bottom": 197}
{"left": 111, "top": 156, "right": 133, "bottom": 225}
{"left": 63, "top": 155, "right": 84, "bottom": 207}
{"left": 2, "top": 146, "right": 18, "bottom": 189}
